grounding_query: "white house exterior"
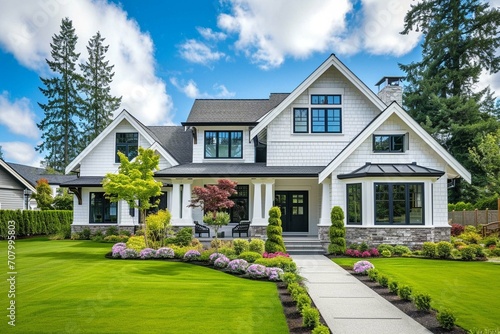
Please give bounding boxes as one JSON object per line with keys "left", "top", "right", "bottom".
{"left": 63, "top": 55, "right": 470, "bottom": 247}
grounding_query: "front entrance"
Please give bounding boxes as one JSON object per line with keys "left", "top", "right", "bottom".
{"left": 274, "top": 191, "right": 308, "bottom": 232}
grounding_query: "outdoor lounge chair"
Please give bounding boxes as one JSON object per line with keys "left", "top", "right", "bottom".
{"left": 232, "top": 220, "right": 250, "bottom": 238}
{"left": 194, "top": 221, "right": 210, "bottom": 237}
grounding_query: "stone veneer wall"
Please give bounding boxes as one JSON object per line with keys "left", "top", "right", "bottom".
{"left": 250, "top": 226, "right": 267, "bottom": 238}
{"left": 319, "top": 226, "right": 451, "bottom": 249}
{"left": 71, "top": 224, "right": 136, "bottom": 234}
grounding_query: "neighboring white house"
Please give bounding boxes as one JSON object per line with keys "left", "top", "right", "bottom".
{"left": 62, "top": 54, "right": 471, "bottom": 247}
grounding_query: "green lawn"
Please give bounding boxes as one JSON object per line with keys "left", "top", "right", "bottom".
{"left": 334, "top": 257, "right": 500, "bottom": 331}
{"left": 0, "top": 238, "right": 288, "bottom": 334}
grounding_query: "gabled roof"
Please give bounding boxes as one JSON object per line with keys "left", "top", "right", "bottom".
{"left": 147, "top": 126, "right": 192, "bottom": 164}
{"left": 183, "top": 93, "right": 289, "bottom": 125}
{"left": 65, "top": 110, "right": 181, "bottom": 174}
{"left": 7, "top": 162, "right": 76, "bottom": 185}
{"left": 0, "top": 160, "right": 37, "bottom": 191}
{"left": 337, "top": 162, "right": 445, "bottom": 179}
{"left": 318, "top": 102, "right": 472, "bottom": 183}
{"left": 250, "top": 54, "right": 387, "bottom": 139}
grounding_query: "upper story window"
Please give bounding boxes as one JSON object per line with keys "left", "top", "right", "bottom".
{"left": 373, "top": 134, "right": 407, "bottom": 153}
{"left": 311, "top": 94, "right": 341, "bottom": 105}
{"left": 293, "top": 108, "right": 308, "bottom": 133}
{"left": 116, "top": 132, "right": 138, "bottom": 163}
{"left": 205, "top": 131, "right": 243, "bottom": 159}
{"left": 311, "top": 108, "right": 342, "bottom": 133}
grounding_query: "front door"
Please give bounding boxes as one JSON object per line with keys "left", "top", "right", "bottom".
{"left": 274, "top": 191, "right": 308, "bottom": 232}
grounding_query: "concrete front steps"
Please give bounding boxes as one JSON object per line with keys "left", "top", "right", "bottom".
{"left": 284, "top": 237, "right": 326, "bottom": 255}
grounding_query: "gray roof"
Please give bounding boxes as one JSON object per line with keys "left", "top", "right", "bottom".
{"left": 60, "top": 176, "right": 104, "bottom": 187}
{"left": 184, "top": 93, "right": 289, "bottom": 124}
{"left": 147, "top": 126, "right": 193, "bottom": 164}
{"left": 7, "top": 162, "right": 77, "bottom": 186}
{"left": 337, "top": 163, "right": 445, "bottom": 179}
{"left": 156, "top": 163, "right": 323, "bottom": 178}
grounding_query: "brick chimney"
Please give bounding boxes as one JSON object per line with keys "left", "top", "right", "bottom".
{"left": 376, "top": 76, "right": 404, "bottom": 106}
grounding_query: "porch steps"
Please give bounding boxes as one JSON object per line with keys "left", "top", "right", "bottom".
{"left": 284, "top": 237, "right": 326, "bottom": 255}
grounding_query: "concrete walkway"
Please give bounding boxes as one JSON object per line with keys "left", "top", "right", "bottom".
{"left": 292, "top": 255, "right": 431, "bottom": 334}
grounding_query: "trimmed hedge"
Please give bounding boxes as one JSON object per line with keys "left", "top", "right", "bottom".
{"left": 0, "top": 210, "right": 72, "bottom": 238}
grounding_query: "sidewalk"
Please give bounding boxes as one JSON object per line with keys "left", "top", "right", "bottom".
{"left": 292, "top": 255, "right": 431, "bottom": 334}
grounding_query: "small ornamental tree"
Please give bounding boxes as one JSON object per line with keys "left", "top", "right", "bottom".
{"left": 31, "top": 178, "right": 53, "bottom": 210}
{"left": 265, "top": 206, "right": 286, "bottom": 253}
{"left": 189, "top": 179, "right": 237, "bottom": 253}
{"left": 328, "top": 206, "right": 346, "bottom": 255}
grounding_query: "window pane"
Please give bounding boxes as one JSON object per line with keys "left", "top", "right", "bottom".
{"left": 311, "top": 95, "right": 341, "bottom": 105}
{"left": 347, "top": 183, "right": 362, "bottom": 225}
{"left": 327, "top": 108, "right": 341, "bottom": 133}
{"left": 374, "top": 135, "right": 390, "bottom": 151}
{"left": 392, "top": 135, "right": 404, "bottom": 152}
{"left": 374, "top": 183, "right": 424, "bottom": 225}
{"left": 294, "top": 108, "right": 308, "bottom": 133}
{"left": 375, "top": 184, "right": 390, "bottom": 223}
{"left": 230, "top": 132, "right": 242, "bottom": 158}
{"left": 218, "top": 132, "right": 229, "bottom": 157}
{"left": 205, "top": 132, "right": 217, "bottom": 158}
{"left": 311, "top": 109, "right": 326, "bottom": 132}
{"left": 409, "top": 184, "right": 424, "bottom": 224}
{"left": 392, "top": 184, "right": 406, "bottom": 224}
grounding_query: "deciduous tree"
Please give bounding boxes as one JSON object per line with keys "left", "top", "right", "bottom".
{"left": 31, "top": 178, "right": 54, "bottom": 210}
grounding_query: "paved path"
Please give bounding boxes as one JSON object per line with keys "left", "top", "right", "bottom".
{"left": 292, "top": 255, "right": 431, "bottom": 334}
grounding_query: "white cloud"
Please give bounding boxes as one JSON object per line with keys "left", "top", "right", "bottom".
{"left": 0, "top": 0, "right": 173, "bottom": 125}
{"left": 170, "top": 78, "right": 235, "bottom": 99}
{"left": 217, "top": 0, "right": 421, "bottom": 69}
{"left": 197, "top": 27, "right": 227, "bottom": 41}
{"left": 179, "top": 39, "right": 226, "bottom": 65}
{"left": 0, "top": 141, "right": 41, "bottom": 166}
{"left": 0, "top": 91, "right": 39, "bottom": 139}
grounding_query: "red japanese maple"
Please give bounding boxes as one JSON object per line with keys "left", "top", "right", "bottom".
{"left": 189, "top": 179, "right": 237, "bottom": 214}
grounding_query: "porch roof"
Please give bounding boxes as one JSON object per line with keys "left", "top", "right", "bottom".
{"left": 337, "top": 162, "right": 445, "bottom": 179}
{"left": 156, "top": 163, "right": 324, "bottom": 178}
{"left": 60, "top": 176, "right": 104, "bottom": 187}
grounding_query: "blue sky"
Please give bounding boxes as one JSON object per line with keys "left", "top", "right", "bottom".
{"left": 0, "top": 0, "right": 498, "bottom": 166}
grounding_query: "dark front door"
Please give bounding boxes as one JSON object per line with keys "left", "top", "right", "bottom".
{"left": 274, "top": 191, "right": 308, "bottom": 232}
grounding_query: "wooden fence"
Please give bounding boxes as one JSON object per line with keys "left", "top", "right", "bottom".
{"left": 448, "top": 209, "right": 499, "bottom": 226}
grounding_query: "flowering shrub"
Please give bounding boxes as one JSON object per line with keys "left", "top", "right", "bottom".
{"left": 266, "top": 267, "right": 284, "bottom": 281}
{"left": 183, "top": 249, "right": 201, "bottom": 261}
{"left": 346, "top": 247, "right": 379, "bottom": 258}
{"left": 209, "top": 252, "right": 226, "bottom": 264}
{"left": 119, "top": 248, "right": 138, "bottom": 259}
{"left": 139, "top": 248, "right": 156, "bottom": 259}
{"left": 226, "top": 259, "right": 249, "bottom": 273}
{"left": 353, "top": 260, "right": 374, "bottom": 275}
{"left": 246, "top": 264, "right": 268, "bottom": 278}
{"left": 361, "top": 251, "right": 371, "bottom": 258}
{"left": 155, "top": 247, "right": 175, "bottom": 259}
{"left": 214, "top": 255, "right": 230, "bottom": 269}
{"left": 111, "top": 243, "right": 127, "bottom": 258}
{"left": 263, "top": 252, "right": 290, "bottom": 258}
{"left": 369, "top": 248, "right": 379, "bottom": 257}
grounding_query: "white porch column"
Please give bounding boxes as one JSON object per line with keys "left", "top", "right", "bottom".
{"left": 181, "top": 179, "right": 193, "bottom": 224}
{"left": 252, "top": 181, "right": 265, "bottom": 225}
{"left": 319, "top": 180, "right": 331, "bottom": 225}
{"left": 171, "top": 181, "right": 181, "bottom": 225}
{"left": 264, "top": 180, "right": 274, "bottom": 220}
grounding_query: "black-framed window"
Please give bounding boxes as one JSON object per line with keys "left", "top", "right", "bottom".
{"left": 204, "top": 131, "right": 243, "bottom": 158}
{"left": 311, "top": 108, "right": 341, "bottom": 133}
{"left": 116, "top": 133, "right": 138, "bottom": 162}
{"left": 346, "top": 183, "right": 362, "bottom": 225}
{"left": 293, "top": 108, "right": 308, "bottom": 133}
{"left": 374, "top": 183, "right": 424, "bottom": 225}
{"left": 311, "top": 94, "right": 341, "bottom": 105}
{"left": 230, "top": 185, "right": 249, "bottom": 223}
{"left": 373, "top": 134, "right": 406, "bottom": 152}
{"left": 89, "top": 192, "right": 117, "bottom": 223}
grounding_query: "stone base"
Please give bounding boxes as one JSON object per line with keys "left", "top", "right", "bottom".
{"left": 249, "top": 226, "right": 267, "bottom": 238}
{"left": 345, "top": 226, "right": 451, "bottom": 249}
{"left": 71, "top": 224, "right": 136, "bottom": 234}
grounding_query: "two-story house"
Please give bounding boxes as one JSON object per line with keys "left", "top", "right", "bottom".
{"left": 62, "top": 54, "right": 470, "bottom": 247}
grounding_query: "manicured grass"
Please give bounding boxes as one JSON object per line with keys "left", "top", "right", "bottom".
{"left": 333, "top": 257, "right": 500, "bottom": 331}
{"left": 0, "top": 238, "right": 288, "bottom": 333}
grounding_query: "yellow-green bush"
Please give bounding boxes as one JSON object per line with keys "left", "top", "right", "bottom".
{"left": 126, "top": 236, "right": 146, "bottom": 252}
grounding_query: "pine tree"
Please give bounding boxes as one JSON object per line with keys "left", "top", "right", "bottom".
{"left": 80, "top": 31, "right": 121, "bottom": 148}
{"left": 400, "top": 0, "right": 500, "bottom": 201}
{"left": 37, "top": 18, "right": 83, "bottom": 172}
{"left": 0, "top": 145, "right": 3, "bottom": 159}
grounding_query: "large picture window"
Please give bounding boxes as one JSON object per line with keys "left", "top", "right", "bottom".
{"left": 373, "top": 134, "right": 406, "bottom": 152}
{"left": 230, "top": 185, "right": 249, "bottom": 223}
{"left": 89, "top": 192, "right": 117, "bottom": 223}
{"left": 311, "top": 108, "right": 341, "bottom": 133}
{"left": 346, "top": 183, "right": 362, "bottom": 225}
{"left": 116, "top": 133, "right": 138, "bottom": 162}
{"left": 374, "top": 183, "right": 424, "bottom": 225}
{"left": 204, "top": 131, "right": 243, "bottom": 158}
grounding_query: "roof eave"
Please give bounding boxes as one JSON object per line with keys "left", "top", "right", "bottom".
{"left": 181, "top": 122, "right": 258, "bottom": 127}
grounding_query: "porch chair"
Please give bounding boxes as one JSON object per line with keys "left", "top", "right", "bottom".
{"left": 232, "top": 220, "right": 251, "bottom": 238}
{"left": 194, "top": 221, "right": 210, "bottom": 238}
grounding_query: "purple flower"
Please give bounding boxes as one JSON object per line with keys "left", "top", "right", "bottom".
{"left": 246, "top": 264, "right": 268, "bottom": 278}
{"left": 369, "top": 248, "right": 380, "bottom": 257}
{"left": 226, "top": 259, "right": 249, "bottom": 273}
{"left": 155, "top": 247, "right": 174, "bottom": 259}
{"left": 353, "top": 260, "right": 374, "bottom": 275}
{"left": 209, "top": 252, "right": 226, "bottom": 264}
{"left": 112, "top": 243, "right": 127, "bottom": 252}
{"left": 214, "top": 255, "right": 230, "bottom": 268}
{"left": 139, "top": 248, "right": 156, "bottom": 259}
{"left": 266, "top": 267, "right": 284, "bottom": 281}
{"left": 119, "top": 248, "right": 138, "bottom": 259}
{"left": 183, "top": 249, "right": 201, "bottom": 261}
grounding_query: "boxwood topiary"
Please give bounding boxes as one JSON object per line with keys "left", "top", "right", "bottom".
{"left": 437, "top": 309, "right": 456, "bottom": 330}
{"left": 328, "top": 206, "right": 346, "bottom": 255}
{"left": 265, "top": 207, "right": 286, "bottom": 253}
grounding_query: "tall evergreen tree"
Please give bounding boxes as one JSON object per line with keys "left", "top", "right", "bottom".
{"left": 400, "top": 0, "right": 500, "bottom": 201}
{"left": 0, "top": 145, "right": 3, "bottom": 160}
{"left": 37, "top": 18, "right": 83, "bottom": 172}
{"left": 80, "top": 31, "right": 121, "bottom": 148}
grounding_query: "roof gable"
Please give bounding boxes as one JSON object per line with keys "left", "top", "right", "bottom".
{"left": 0, "top": 160, "right": 36, "bottom": 191}
{"left": 318, "top": 102, "right": 471, "bottom": 183}
{"left": 250, "top": 54, "right": 387, "bottom": 139}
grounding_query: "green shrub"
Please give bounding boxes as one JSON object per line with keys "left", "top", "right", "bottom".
{"left": 145, "top": 209, "right": 172, "bottom": 248}
{"left": 413, "top": 293, "right": 432, "bottom": 311}
{"left": 254, "top": 257, "right": 297, "bottom": 272}
{"left": 218, "top": 247, "right": 236, "bottom": 257}
{"left": 165, "top": 226, "right": 192, "bottom": 247}
{"left": 290, "top": 286, "right": 307, "bottom": 302}
{"left": 436, "top": 241, "right": 453, "bottom": 259}
{"left": 453, "top": 201, "right": 474, "bottom": 211}
{"left": 348, "top": 243, "right": 359, "bottom": 250}
{"left": 282, "top": 272, "right": 301, "bottom": 285}
{"left": 367, "top": 268, "right": 379, "bottom": 282}
{"left": 422, "top": 242, "right": 437, "bottom": 258}
{"left": 296, "top": 293, "right": 312, "bottom": 312}
{"left": 311, "top": 324, "right": 330, "bottom": 334}
{"left": 377, "top": 244, "right": 394, "bottom": 253}
{"left": 238, "top": 251, "right": 262, "bottom": 263}
{"left": 126, "top": 236, "right": 146, "bottom": 252}
{"left": 489, "top": 248, "right": 500, "bottom": 257}
{"left": 79, "top": 228, "right": 91, "bottom": 240}
{"left": 437, "top": 309, "right": 456, "bottom": 330}
{"left": 200, "top": 249, "right": 216, "bottom": 262}
{"left": 461, "top": 245, "right": 477, "bottom": 261}
{"left": 483, "top": 236, "right": 499, "bottom": 248}
{"left": 459, "top": 231, "right": 482, "bottom": 244}
{"left": 103, "top": 235, "right": 129, "bottom": 243}
{"left": 287, "top": 282, "right": 301, "bottom": 295}
{"left": 393, "top": 245, "right": 411, "bottom": 256}
{"left": 265, "top": 207, "right": 286, "bottom": 253}
{"left": 233, "top": 239, "right": 250, "bottom": 255}
{"left": 301, "top": 306, "right": 320, "bottom": 329}
{"left": 91, "top": 231, "right": 104, "bottom": 242}
{"left": 249, "top": 238, "right": 265, "bottom": 254}
{"left": 359, "top": 242, "right": 369, "bottom": 252}
{"left": 450, "top": 248, "right": 462, "bottom": 259}
{"left": 469, "top": 244, "right": 486, "bottom": 258}
{"left": 377, "top": 275, "right": 389, "bottom": 287}
{"left": 328, "top": 206, "right": 346, "bottom": 255}
{"left": 464, "top": 225, "right": 478, "bottom": 233}
{"left": 388, "top": 281, "right": 399, "bottom": 294}
{"left": 0, "top": 209, "right": 72, "bottom": 238}
{"left": 381, "top": 249, "right": 392, "bottom": 258}
{"left": 119, "top": 229, "right": 131, "bottom": 237}
{"left": 105, "top": 225, "right": 119, "bottom": 236}
{"left": 398, "top": 285, "right": 412, "bottom": 301}
{"left": 70, "top": 233, "right": 80, "bottom": 240}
